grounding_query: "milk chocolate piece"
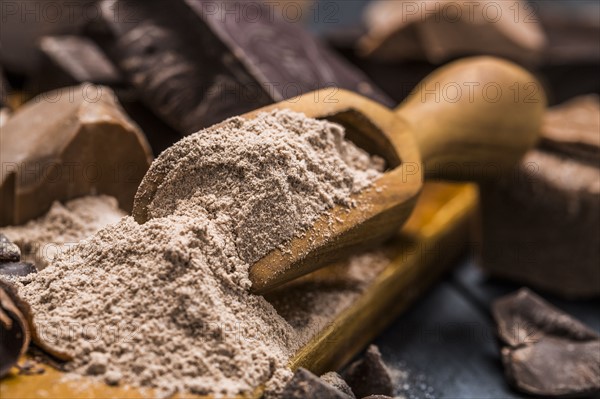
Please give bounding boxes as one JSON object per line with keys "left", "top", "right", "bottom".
{"left": 360, "top": 0, "right": 546, "bottom": 65}
{"left": 91, "top": 0, "right": 392, "bottom": 134}
{"left": 343, "top": 345, "right": 394, "bottom": 398}
{"left": 0, "top": 263, "right": 37, "bottom": 277}
{"left": 282, "top": 368, "right": 351, "bottom": 399}
{"left": 0, "top": 234, "right": 20, "bottom": 263}
{"left": 479, "top": 96, "right": 600, "bottom": 298}
{"left": 492, "top": 289, "right": 600, "bottom": 397}
{"left": 0, "top": 85, "right": 153, "bottom": 226}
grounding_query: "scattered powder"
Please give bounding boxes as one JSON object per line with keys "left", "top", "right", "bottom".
{"left": 1, "top": 196, "right": 125, "bottom": 269}
{"left": 16, "top": 110, "right": 385, "bottom": 397}
{"left": 142, "top": 109, "right": 385, "bottom": 263}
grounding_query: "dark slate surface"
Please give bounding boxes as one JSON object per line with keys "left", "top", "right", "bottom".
{"left": 371, "top": 257, "right": 600, "bottom": 399}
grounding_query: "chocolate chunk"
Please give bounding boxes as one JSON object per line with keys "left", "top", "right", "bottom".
{"left": 0, "top": 84, "right": 153, "bottom": 226}
{"left": 492, "top": 289, "right": 600, "bottom": 397}
{"left": 343, "top": 345, "right": 394, "bottom": 398}
{"left": 0, "top": 263, "right": 37, "bottom": 277}
{"left": 282, "top": 368, "right": 351, "bottom": 399}
{"left": 321, "top": 371, "right": 356, "bottom": 399}
{"left": 360, "top": 0, "right": 546, "bottom": 65}
{"left": 478, "top": 96, "right": 600, "bottom": 298}
{"left": 0, "top": 281, "right": 30, "bottom": 378}
{"left": 0, "top": 234, "right": 20, "bottom": 263}
{"left": 90, "top": 0, "right": 392, "bottom": 134}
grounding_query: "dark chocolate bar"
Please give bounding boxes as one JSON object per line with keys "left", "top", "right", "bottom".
{"left": 89, "top": 0, "right": 393, "bottom": 135}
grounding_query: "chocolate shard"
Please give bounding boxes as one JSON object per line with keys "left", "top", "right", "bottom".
{"left": 0, "top": 84, "right": 153, "bottom": 226}
{"left": 321, "top": 371, "right": 356, "bottom": 399}
{"left": 0, "top": 281, "right": 30, "bottom": 378}
{"left": 0, "top": 233, "right": 20, "bottom": 263}
{"left": 492, "top": 288, "right": 600, "bottom": 397}
{"left": 478, "top": 95, "right": 600, "bottom": 298}
{"left": 343, "top": 345, "right": 394, "bottom": 398}
{"left": 0, "top": 263, "right": 37, "bottom": 278}
{"left": 360, "top": 0, "right": 546, "bottom": 65}
{"left": 90, "top": 0, "right": 392, "bottom": 135}
{"left": 282, "top": 368, "right": 351, "bottom": 399}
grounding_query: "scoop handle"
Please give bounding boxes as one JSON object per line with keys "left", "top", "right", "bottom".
{"left": 395, "top": 56, "right": 546, "bottom": 181}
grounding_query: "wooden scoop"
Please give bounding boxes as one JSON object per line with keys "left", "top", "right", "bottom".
{"left": 247, "top": 56, "right": 545, "bottom": 293}
{"left": 133, "top": 56, "right": 546, "bottom": 294}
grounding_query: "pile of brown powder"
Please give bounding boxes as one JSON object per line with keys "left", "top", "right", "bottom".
{"left": 16, "top": 110, "right": 385, "bottom": 396}
{"left": 1, "top": 196, "right": 125, "bottom": 270}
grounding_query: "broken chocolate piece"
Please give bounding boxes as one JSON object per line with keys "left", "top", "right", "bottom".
{"left": 0, "top": 282, "right": 31, "bottom": 378}
{"left": 282, "top": 368, "right": 351, "bottom": 399}
{"left": 90, "top": 0, "right": 392, "bottom": 134}
{"left": 0, "top": 263, "right": 37, "bottom": 278}
{"left": 0, "top": 233, "right": 20, "bottom": 263}
{"left": 479, "top": 95, "right": 600, "bottom": 298}
{"left": 343, "top": 345, "right": 394, "bottom": 398}
{"left": 360, "top": 0, "right": 546, "bottom": 65}
{"left": 0, "top": 84, "right": 153, "bottom": 226}
{"left": 493, "top": 289, "right": 600, "bottom": 397}
{"left": 321, "top": 371, "right": 356, "bottom": 399}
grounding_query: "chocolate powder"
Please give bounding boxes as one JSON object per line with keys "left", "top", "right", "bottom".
{"left": 1, "top": 196, "right": 125, "bottom": 270}
{"left": 15, "top": 110, "right": 384, "bottom": 396}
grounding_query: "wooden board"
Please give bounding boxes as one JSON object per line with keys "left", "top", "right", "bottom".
{"left": 0, "top": 182, "right": 477, "bottom": 398}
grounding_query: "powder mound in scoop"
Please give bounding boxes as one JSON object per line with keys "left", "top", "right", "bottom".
{"left": 141, "top": 109, "right": 385, "bottom": 263}
{"left": 18, "top": 110, "right": 384, "bottom": 396}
